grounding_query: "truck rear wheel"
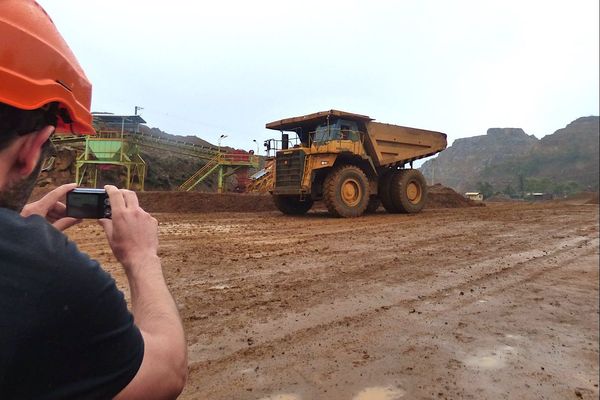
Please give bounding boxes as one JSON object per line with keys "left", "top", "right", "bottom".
{"left": 323, "top": 165, "right": 369, "bottom": 217}
{"left": 272, "top": 195, "right": 314, "bottom": 215}
{"left": 390, "top": 169, "right": 428, "bottom": 213}
{"left": 379, "top": 169, "right": 400, "bottom": 213}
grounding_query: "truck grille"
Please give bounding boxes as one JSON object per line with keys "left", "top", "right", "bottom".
{"left": 275, "top": 151, "right": 305, "bottom": 189}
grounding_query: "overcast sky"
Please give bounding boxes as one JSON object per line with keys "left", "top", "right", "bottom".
{"left": 39, "top": 0, "right": 599, "bottom": 154}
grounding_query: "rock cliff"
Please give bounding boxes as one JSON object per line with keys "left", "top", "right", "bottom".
{"left": 420, "top": 116, "right": 599, "bottom": 195}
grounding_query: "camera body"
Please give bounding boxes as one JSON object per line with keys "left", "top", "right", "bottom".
{"left": 66, "top": 188, "right": 111, "bottom": 219}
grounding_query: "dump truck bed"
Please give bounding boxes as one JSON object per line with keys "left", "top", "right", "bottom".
{"left": 265, "top": 109, "right": 447, "bottom": 167}
{"left": 364, "top": 121, "right": 447, "bottom": 167}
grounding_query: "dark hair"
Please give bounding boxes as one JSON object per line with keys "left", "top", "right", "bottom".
{"left": 0, "top": 102, "right": 60, "bottom": 151}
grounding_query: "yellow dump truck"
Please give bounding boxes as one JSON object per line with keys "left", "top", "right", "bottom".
{"left": 265, "top": 110, "right": 447, "bottom": 217}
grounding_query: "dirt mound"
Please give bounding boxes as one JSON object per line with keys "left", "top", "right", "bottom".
{"left": 137, "top": 192, "right": 275, "bottom": 213}
{"left": 426, "top": 184, "right": 484, "bottom": 209}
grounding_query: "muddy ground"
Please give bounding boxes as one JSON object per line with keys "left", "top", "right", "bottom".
{"left": 65, "top": 196, "right": 599, "bottom": 400}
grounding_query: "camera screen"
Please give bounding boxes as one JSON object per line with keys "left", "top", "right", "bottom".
{"left": 67, "top": 191, "right": 107, "bottom": 219}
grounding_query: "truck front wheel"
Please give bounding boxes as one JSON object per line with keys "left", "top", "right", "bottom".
{"left": 390, "top": 169, "right": 428, "bottom": 213}
{"left": 272, "top": 195, "right": 314, "bottom": 215}
{"left": 323, "top": 165, "right": 369, "bottom": 217}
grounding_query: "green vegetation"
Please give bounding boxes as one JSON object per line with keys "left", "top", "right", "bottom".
{"left": 523, "top": 177, "right": 581, "bottom": 196}
{"left": 477, "top": 177, "right": 583, "bottom": 199}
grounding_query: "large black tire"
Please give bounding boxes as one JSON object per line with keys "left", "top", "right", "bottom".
{"left": 389, "top": 169, "right": 428, "bottom": 213}
{"left": 365, "top": 195, "right": 381, "bottom": 214}
{"left": 323, "top": 165, "right": 369, "bottom": 218}
{"left": 272, "top": 195, "right": 314, "bottom": 215}
{"left": 379, "top": 169, "right": 400, "bottom": 213}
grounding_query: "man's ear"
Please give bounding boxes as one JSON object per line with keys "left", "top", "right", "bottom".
{"left": 15, "top": 125, "right": 55, "bottom": 176}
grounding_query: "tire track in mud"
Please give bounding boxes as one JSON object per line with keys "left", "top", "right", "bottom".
{"left": 182, "top": 208, "right": 580, "bottom": 293}
{"left": 186, "top": 221, "right": 598, "bottom": 366}
{"left": 183, "top": 225, "right": 598, "bottom": 399}
{"left": 177, "top": 206, "right": 594, "bottom": 344}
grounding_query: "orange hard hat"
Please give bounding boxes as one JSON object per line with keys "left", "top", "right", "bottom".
{"left": 0, "top": 0, "right": 95, "bottom": 135}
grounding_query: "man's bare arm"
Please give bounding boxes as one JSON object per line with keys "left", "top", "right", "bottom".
{"left": 100, "top": 186, "right": 187, "bottom": 399}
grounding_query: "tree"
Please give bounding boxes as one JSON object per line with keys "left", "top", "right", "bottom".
{"left": 503, "top": 184, "right": 516, "bottom": 198}
{"left": 518, "top": 173, "right": 525, "bottom": 197}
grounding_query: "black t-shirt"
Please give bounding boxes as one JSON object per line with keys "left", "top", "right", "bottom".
{"left": 0, "top": 208, "right": 144, "bottom": 399}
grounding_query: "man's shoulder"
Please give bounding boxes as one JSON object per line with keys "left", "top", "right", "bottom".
{"left": 0, "top": 207, "right": 109, "bottom": 298}
{"left": 0, "top": 207, "right": 69, "bottom": 255}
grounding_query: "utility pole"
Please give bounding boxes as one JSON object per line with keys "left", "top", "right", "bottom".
{"left": 252, "top": 139, "right": 259, "bottom": 155}
{"left": 218, "top": 134, "right": 228, "bottom": 153}
{"left": 134, "top": 106, "right": 144, "bottom": 116}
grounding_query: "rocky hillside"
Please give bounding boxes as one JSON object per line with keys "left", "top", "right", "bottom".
{"left": 138, "top": 125, "right": 215, "bottom": 149}
{"left": 420, "top": 116, "right": 599, "bottom": 196}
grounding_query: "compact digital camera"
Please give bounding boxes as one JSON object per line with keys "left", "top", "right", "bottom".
{"left": 66, "top": 188, "right": 111, "bottom": 219}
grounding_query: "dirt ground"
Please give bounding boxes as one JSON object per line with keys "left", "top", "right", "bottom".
{"left": 65, "top": 196, "right": 599, "bottom": 400}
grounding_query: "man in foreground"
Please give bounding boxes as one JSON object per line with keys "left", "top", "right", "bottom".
{"left": 0, "top": 1, "right": 187, "bottom": 398}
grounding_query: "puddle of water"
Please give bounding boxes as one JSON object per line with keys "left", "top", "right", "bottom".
{"left": 468, "top": 355, "right": 505, "bottom": 369}
{"left": 209, "top": 284, "right": 231, "bottom": 290}
{"left": 464, "top": 345, "right": 516, "bottom": 370}
{"left": 257, "top": 394, "right": 301, "bottom": 400}
{"left": 353, "top": 386, "right": 406, "bottom": 400}
{"left": 505, "top": 334, "right": 523, "bottom": 340}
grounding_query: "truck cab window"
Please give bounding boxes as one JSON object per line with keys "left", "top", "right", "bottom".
{"left": 314, "top": 123, "right": 340, "bottom": 143}
{"left": 340, "top": 125, "right": 351, "bottom": 139}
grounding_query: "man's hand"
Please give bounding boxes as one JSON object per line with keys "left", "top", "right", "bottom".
{"left": 20, "top": 183, "right": 81, "bottom": 231}
{"left": 98, "top": 185, "right": 159, "bottom": 274}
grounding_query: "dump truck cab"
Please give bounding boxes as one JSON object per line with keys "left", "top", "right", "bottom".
{"left": 267, "top": 111, "right": 377, "bottom": 199}
{"left": 266, "top": 110, "right": 447, "bottom": 217}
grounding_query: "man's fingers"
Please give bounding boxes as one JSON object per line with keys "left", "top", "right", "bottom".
{"left": 39, "top": 183, "right": 77, "bottom": 208}
{"left": 53, "top": 217, "right": 81, "bottom": 231}
{"left": 47, "top": 202, "right": 66, "bottom": 218}
{"left": 104, "top": 185, "right": 125, "bottom": 212}
{"left": 122, "top": 189, "right": 139, "bottom": 208}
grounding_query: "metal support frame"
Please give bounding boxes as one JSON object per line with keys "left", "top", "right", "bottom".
{"left": 75, "top": 133, "right": 147, "bottom": 190}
